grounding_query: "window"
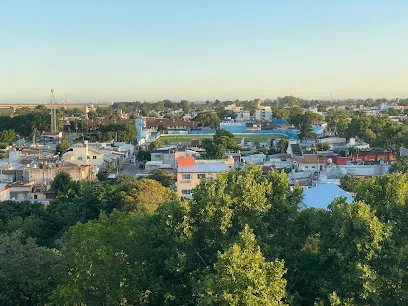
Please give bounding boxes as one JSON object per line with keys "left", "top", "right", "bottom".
{"left": 197, "top": 174, "right": 206, "bottom": 179}
{"left": 181, "top": 174, "right": 191, "bottom": 180}
{"left": 93, "top": 156, "right": 97, "bottom": 160}
{"left": 33, "top": 195, "right": 38, "bottom": 200}
{"left": 182, "top": 189, "right": 192, "bottom": 195}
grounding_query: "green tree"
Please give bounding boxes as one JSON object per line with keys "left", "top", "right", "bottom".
{"left": 197, "top": 225, "right": 287, "bottom": 306}
{"left": 55, "top": 140, "right": 71, "bottom": 156}
{"left": 203, "top": 129, "right": 238, "bottom": 159}
{"left": 148, "top": 169, "right": 173, "bottom": 187}
{"left": 339, "top": 174, "right": 367, "bottom": 192}
{"left": 136, "top": 150, "right": 151, "bottom": 161}
{"left": 51, "top": 171, "right": 72, "bottom": 193}
{"left": 216, "top": 109, "right": 237, "bottom": 120}
{"left": 120, "top": 178, "right": 178, "bottom": 214}
{"left": 389, "top": 155, "right": 408, "bottom": 173}
{"left": 194, "top": 112, "right": 221, "bottom": 129}
{"left": 149, "top": 139, "right": 163, "bottom": 151}
{"left": 0, "top": 129, "right": 16, "bottom": 143}
{"left": 276, "top": 137, "right": 288, "bottom": 153}
{"left": 0, "top": 231, "right": 60, "bottom": 305}
{"left": 325, "top": 110, "right": 350, "bottom": 136}
{"left": 317, "top": 142, "right": 330, "bottom": 151}
{"left": 52, "top": 211, "right": 143, "bottom": 305}
{"left": 99, "top": 123, "right": 137, "bottom": 142}
{"left": 289, "top": 112, "right": 322, "bottom": 140}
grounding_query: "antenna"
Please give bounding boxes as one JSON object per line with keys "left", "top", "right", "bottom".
{"left": 50, "top": 89, "right": 58, "bottom": 133}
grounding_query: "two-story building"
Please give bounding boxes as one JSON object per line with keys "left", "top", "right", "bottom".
{"left": 62, "top": 141, "right": 104, "bottom": 169}
{"left": 175, "top": 156, "right": 235, "bottom": 198}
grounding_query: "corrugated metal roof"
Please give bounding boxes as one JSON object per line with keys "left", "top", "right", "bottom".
{"left": 178, "top": 164, "right": 232, "bottom": 173}
{"left": 301, "top": 183, "right": 353, "bottom": 209}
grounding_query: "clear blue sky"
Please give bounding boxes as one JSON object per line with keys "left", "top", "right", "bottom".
{"left": 1, "top": 1, "right": 407, "bottom": 103}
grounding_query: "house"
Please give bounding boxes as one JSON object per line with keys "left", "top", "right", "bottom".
{"left": 145, "top": 118, "right": 197, "bottom": 132}
{"left": 38, "top": 132, "right": 62, "bottom": 143}
{"left": 225, "top": 103, "right": 243, "bottom": 113}
{"left": 294, "top": 153, "right": 323, "bottom": 172}
{"left": 264, "top": 154, "right": 293, "bottom": 169}
{"left": 352, "top": 150, "right": 396, "bottom": 163}
{"left": 150, "top": 146, "right": 201, "bottom": 169}
{"left": 22, "top": 163, "right": 92, "bottom": 185}
{"left": 301, "top": 183, "right": 353, "bottom": 209}
{"left": 175, "top": 156, "right": 235, "bottom": 197}
{"left": 7, "top": 182, "right": 56, "bottom": 203}
{"left": 62, "top": 141, "right": 104, "bottom": 169}
{"left": 241, "top": 154, "right": 267, "bottom": 165}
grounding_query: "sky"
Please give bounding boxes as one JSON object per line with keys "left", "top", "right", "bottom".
{"left": 1, "top": 1, "right": 407, "bottom": 103}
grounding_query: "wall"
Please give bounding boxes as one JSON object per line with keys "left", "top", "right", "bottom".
{"left": 23, "top": 166, "right": 90, "bottom": 185}
{"left": 176, "top": 171, "right": 221, "bottom": 197}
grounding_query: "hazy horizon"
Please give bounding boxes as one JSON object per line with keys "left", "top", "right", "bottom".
{"left": 1, "top": 1, "right": 407, "bottom": 103}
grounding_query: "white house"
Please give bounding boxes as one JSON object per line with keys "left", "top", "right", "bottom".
{"left": 62, "top": 141, "right": 104, "bottom": 169}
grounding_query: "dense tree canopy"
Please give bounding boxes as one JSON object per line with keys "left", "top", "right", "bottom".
{"left": 194, "top": 112, "right": 221, "bottom": 129}
{"left": 0, "top": 129, "right": 16, "bottom": 143}
{"left": 1, "top": 166, "right": 408, "bottom": 304}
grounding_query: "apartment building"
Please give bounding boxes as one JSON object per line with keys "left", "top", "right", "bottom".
{"left": 255, "top": 106, "right": 272, "bottom": 121}
{"left": 175, "top": 156, "right": 234, "bottom": 197}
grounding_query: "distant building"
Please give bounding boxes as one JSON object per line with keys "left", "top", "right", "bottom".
{"left": 145, "top": 118, "right": 197, "bottom": 131}
{"left": 255, "top": 106, "right": 272, "bottom": 121}
{"left": 38, "top": 132, "right": 62, "bottom": 143}
{"left": 219, "top": 122, "right": 246, "bottom": 133}
{"left": 352, "top": 150, "right": 396, "bottom": 163}
{"left": 225, "top": 103, "right": 243, "bottom": 113}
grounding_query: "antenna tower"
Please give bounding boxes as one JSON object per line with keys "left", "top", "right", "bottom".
{"left": 50, "top": 89, "right": 58, "bottom": 133}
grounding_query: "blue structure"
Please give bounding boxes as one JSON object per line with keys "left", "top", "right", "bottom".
{"left": 187, "top": 128, "right": 298, "bottom": 138}
{"left": 135, "top": 119, "right": 145, "bottom": 140}
{"left": 273, "top": 119, "right": 288, "bottom": 125}
{"left": 219, "top": 122, "right": 247, "bottom": 133}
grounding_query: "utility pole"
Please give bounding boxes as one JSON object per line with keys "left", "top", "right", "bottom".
{"left": 50, "top": 89, "right": 58, "bottom": 133}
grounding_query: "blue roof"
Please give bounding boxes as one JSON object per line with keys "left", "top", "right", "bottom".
{"left": 301, "top": 183, "right": 353, "bottom": 209}
{"left": 273, "top": 119, "right": 288, "bottom": 125}
{"left": 312, "top": 125, "right": 324, "bottom": 135}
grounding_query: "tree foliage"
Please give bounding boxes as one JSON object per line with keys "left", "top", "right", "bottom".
{"left": 203, "top": 129, "right": 238, "bottom": 159}
{"left": 2, "top": 166, "right": 408, "bottom": 304}
{"left": 194, "top": 112, "right": 221, "bottom": 129}
{"left": 0, "top": 129, "right": 16, "bottom": 143}
{"left": 148, "top": 168, "right": 173, "bottom": 187}
{"left": 55, "top": 140, "right": 71, "bottom": 156}
{"left": 197, "top": 225, "right": 287, "bottom": 306}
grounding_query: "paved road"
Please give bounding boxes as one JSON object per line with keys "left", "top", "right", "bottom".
{"left": 120, "top": 160, "right": 145, "bottom": 175}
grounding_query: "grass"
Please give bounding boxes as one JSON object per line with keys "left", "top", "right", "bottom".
{"left": 159, "top": 133, "right": 284, "bottom": 144}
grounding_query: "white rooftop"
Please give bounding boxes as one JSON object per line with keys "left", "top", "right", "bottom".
{"left": 301, "top": 183, "right": 353, "bottom": 209}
